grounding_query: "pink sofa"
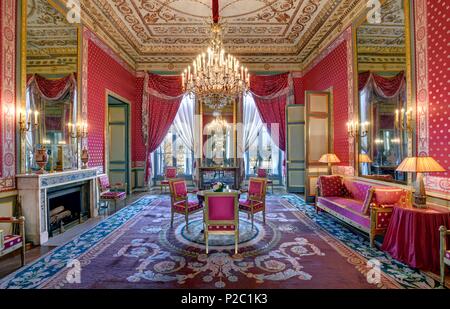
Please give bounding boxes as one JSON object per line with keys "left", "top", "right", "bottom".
{"left": 316, "top": 175, "right": 411, "bottom": 247}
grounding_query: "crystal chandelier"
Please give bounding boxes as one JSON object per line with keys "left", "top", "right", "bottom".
{"left": 181, "top": 1, "right": 250, "bottom": 110}
{"left": 206, "top": 111, "right": 229, "bottom": 133}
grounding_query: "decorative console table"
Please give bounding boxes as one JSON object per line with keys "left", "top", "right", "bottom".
{"left": 16, "top": 168, "right": 100, "bottom": 245}
{"left": 199, "top": 166, "right": 240, "bottom": 190}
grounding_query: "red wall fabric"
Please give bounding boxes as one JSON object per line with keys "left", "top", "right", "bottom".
{"left": 134, "top": 76, "right": 146, "bottom": 163}
{"left": 86, "top": 35, "right": 137, "bottom": 170}
{"left": 426, "top": 0, "right": 449, "bottom": 178}
{"left": 298, "top": 41, "right": 349, "bottom": 165}
{"left": 0, "top": 2, "right": 3, "bottom": 172}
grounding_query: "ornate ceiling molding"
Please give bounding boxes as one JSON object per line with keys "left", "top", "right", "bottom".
{"left": 27, "top": 0, "right": 78, "bottom": 74}
{"left": 51, "top": 0, "right": 372, "bottom": 71}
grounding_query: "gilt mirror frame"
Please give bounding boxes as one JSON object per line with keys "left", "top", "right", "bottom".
{"left": 19, "top": 0, "right": 83, "bottom": 174}
{"left": 351, "top": 0, "right": 416, "bottom": 185}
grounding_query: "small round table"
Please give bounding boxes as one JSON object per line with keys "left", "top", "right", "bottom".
{"left": 381, "top": 204, "right": 450, "bottom": 273}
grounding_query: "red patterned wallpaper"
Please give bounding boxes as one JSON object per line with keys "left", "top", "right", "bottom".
{"left": 297, "top": 41, "right": 350, "bottom": 165}
{"left": 86, "top": 31, "right": 137, "bottom": 171}
{"left": 0, "top": 2, "right": 3, "bottom": 170}
{"left": 134, "top": 75, "right": 146, "bottom": 163}
{"left": 426, "top": 0, "right": 449, "bottom": 179}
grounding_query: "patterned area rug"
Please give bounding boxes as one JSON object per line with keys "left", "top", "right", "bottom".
{"left": 0, "top": 194, "right": 441, "bottom": 289}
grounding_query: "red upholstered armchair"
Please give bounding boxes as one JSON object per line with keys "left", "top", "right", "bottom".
{"left": 204, "top": 192, "right": 239, "bottom": 254}
{"left": 257, "top": 168, "right": 274, "bottom": 194}
{"left": 161, "top": 166, "right": 177, "bottom": 193}
{"left": 0, "top": 216, "right": 26, "bottom": 266}
{"left": 440, "top": 226, "right": 450, "bottom": 288}
{"left": 98, "top": 174, "right": 127, "bottom": 214}
{"left": 168, "top": 179, "right": 202, "bottom": 231}
{"left": 239, "top": 177, "right": 267, "bottom": 228}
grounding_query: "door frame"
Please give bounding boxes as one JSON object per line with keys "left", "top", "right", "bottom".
{"left": 285, "top": 104, "right": 306, "bottom": 193}
{"left": 105, "top": 90, "right": 132, "bottom": 194}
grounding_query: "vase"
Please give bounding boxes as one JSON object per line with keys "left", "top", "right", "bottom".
{"left": 35, "top": 147, "right": 48, "bottom": 174}
{"left": 81, "top": 148, "right": 89, "bottom": 169}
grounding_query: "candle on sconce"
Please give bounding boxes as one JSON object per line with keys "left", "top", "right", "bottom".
{"left": 34, "top": 110, "right": 39, "bottom": 125}
{"left": 26, "top": 110, "right": 31, "bottom": 124}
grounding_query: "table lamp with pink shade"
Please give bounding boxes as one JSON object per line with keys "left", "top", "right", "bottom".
{"left": 319, "top": 153, "right": 341, "bottom": 174}
{"left": 396, "top": 156, "right": 445, "bottom": 208}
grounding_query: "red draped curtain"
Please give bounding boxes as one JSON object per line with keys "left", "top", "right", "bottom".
{"left": 26, "top": 73, "right": 76, "bottom": 136}
{"left": 358, "top": 71, "right": 405, "bottom": 98}
{"left": 142, "top": 73, "right": 183, "bottom": 184}
{"left": 249, "top": 72, "right": 294, "bottom": 152}
{"left": 27, "top": 73, "right": 77, "bottom": 101}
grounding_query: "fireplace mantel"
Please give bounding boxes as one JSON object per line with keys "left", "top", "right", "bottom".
{"left": 16, "top": 168, "right": 100, "bottom": 245}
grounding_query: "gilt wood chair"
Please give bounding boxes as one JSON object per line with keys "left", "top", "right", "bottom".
{"left": 98, "top": 174, "right": 127, "bottom": 215}
{"left": 239, "top": 177, "right": 267, "bottom": 228}
{"left": 161, "top": 167, "right": 178, "bottom": 193}
{"left": 203, "top": 192, "right": 239, "bottom": 254}
{"left": 168, "top": 179, "right": 202, "bottom": 231}
{"left": 257, "top": 168, "right": 274, "bottom": 194}
{"left": 439, "top": 225, "right": 450, "bottom": 288}
{"left": 0, "top": 216, "right": 26, "bottom": 266}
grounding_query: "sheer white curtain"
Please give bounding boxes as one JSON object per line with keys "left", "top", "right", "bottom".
{"left": 172, "top": 95, "right": 195, "bottom": 152}
{"left": 243, "top": 93, "right": 263, "bottom": 151}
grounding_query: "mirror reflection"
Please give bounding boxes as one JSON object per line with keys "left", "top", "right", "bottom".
{"left": 202, "top": 100, "right": 236, "bottom": 167}
{"left": 24, "top": 0, "right": 79, "bottom": 172}
{"left": 356, "top": 0, "right": 409, "bottom": 182}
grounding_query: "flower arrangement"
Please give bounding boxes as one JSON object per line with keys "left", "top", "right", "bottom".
{"left": 212, "top": 182, "right": 224, "bottom": 192}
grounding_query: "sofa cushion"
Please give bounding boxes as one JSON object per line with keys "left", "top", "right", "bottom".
{"left": 445, "top": 251, "right": 450, "bottom": 261}
{"left": 372, "top": 188, "right": 407, "bottom": 206}
{"left": 319, "top": 175, "right": 344, "bottom": 197}
{"left": 343, "top": 179, "right": 372, "bottom": 202}
{"left": 317, "top": 197, "right": 370, "bottom": 229}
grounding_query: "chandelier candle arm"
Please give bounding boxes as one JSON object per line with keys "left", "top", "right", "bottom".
{"left": 181, "top": 0, "right": 250, "bottom": 111}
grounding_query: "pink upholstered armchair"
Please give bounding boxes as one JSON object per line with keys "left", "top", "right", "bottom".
{"left": 168, "top": 179, "right": 202, "bottom": 231}
{"left": 204, "top": 192, "right": 239, "bottom": 254}
{"left": 239, "top": 177, "right": 267, "bottom": 228}
{"left": 257, "top": 168, "right": 274, "bottom": 194}
{"left": 161, "top": 166, "right": 177, "bottom": 193}
{"left": 0, "top": 216, "right": 26, "bottom": 266}
{"left": 440, "top": 226, "right": 450, "bottom": 288}
{"left": 98, "top": 174, "right": 127, "bottom": 215}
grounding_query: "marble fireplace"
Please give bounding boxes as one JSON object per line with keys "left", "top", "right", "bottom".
{"left": 16, "top": 168, "right": 100, "bottom": 245}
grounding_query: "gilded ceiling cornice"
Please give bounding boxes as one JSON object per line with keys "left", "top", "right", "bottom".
{"left": 50, "top": 0, "right": 371, "bottom": 72}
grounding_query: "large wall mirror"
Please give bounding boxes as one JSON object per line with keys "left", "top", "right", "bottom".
{"left": 354, "top": 0, "right": 413, "bottom": 183}
{"left": 21, "top": 0, "right": 81, "bottom": 173}
{"left": 201, "top": 99, "right": 237, "bottom": 168}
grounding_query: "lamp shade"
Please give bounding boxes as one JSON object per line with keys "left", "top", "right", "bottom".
{"left": 319, "top": 153, "right": 341, "bottom": 164}
{"left": 359, "top": 153, "right": 373, "bottom": 163}
{"left": 396, "top": 156, "right": 446, "bottom": 173}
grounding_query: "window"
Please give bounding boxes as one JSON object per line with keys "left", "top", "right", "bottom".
{"left": 153, "top": 126, "right": 194, "bottom": 180}
{"left": 243, "top": 94, "right": 282, "bottom": 178}
{"left": 153, "top": 95, "right": 194, "bottom": 180}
